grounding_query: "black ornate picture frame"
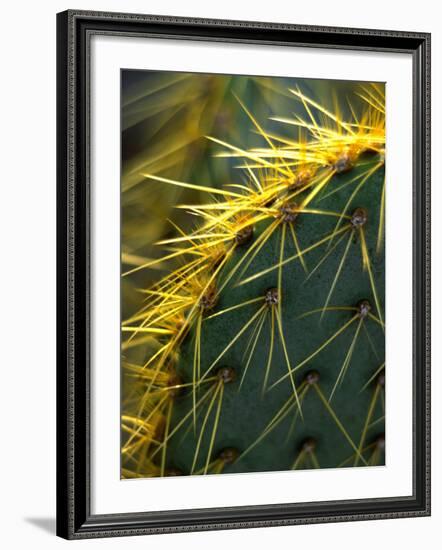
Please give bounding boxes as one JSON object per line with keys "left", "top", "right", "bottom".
{"left": 56, "top": 9, "right": 431, "bottom": 539}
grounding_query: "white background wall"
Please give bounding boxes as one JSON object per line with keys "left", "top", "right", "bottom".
{"left": 0, "top": 0, "right": 439, "bottom": 548}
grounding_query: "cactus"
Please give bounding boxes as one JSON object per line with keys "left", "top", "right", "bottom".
{"left": 121, "top": 74, "right": 385, "bottom": 478}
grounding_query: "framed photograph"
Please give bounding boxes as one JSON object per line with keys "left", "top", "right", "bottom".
{"left": 56, "top": 10, "right": 431, "bottom": 539}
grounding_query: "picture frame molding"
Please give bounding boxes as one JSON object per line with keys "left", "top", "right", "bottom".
{"left": 56, "top": 9, "right": 431, "bottom": 539}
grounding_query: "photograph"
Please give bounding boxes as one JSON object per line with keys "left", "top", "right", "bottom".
{"left": 54, "top": 8, "right": 431, "bottom": 539}
{"left": 0, "top": 1, "right": 437, "bottom": 548}
{"left": 120, "top": 71, "right": 386, "bottom": 478}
